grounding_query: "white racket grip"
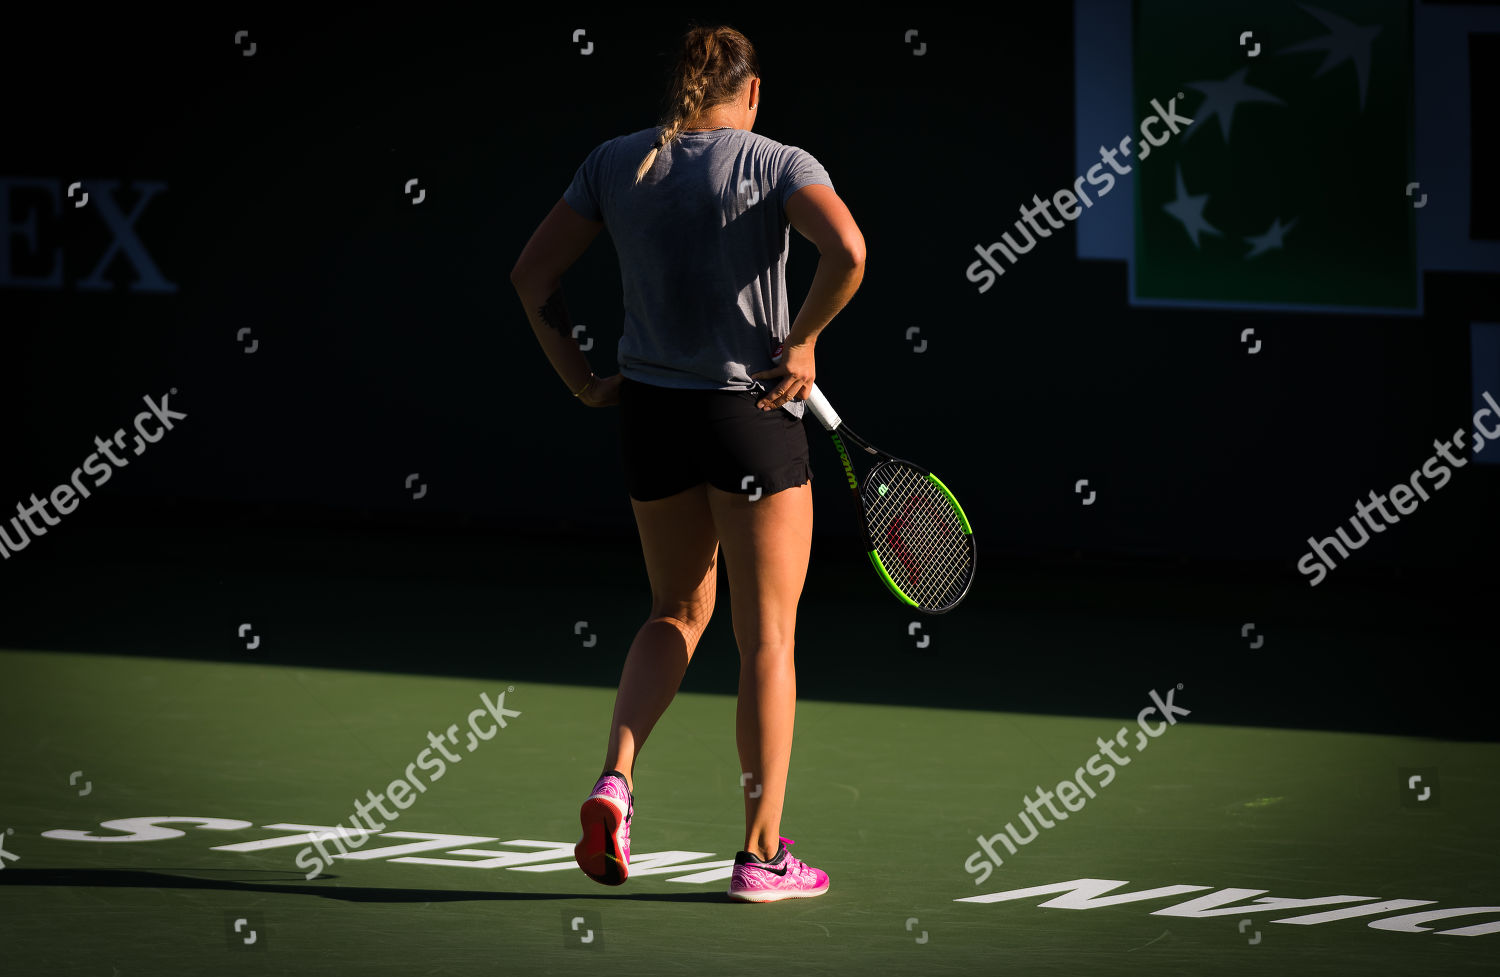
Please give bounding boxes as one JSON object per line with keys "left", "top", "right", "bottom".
{"left": 804, "top": 384, "right": 842, "bottom": 431}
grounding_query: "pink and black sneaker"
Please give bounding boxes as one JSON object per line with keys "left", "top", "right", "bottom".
{"left": 575, "top": 770, "right": 632, "bottom": 886}
{"left": 727, "top": 837, "right": 829, "bottom": 902}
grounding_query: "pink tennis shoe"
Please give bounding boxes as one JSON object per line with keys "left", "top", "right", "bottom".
{"left": 575, "top": 771, "right": 632, "bottom": 886}
{"left": 727, "top": 837, "right": 830, "bottom": 902}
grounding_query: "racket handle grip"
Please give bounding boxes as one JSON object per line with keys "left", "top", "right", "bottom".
{"left": 804, "top": 384, "right": 842, "bottom": 431}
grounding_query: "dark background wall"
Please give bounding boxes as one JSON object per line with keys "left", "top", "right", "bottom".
{"left": 1, "top": 5, "right": 1495, "bottom": 737}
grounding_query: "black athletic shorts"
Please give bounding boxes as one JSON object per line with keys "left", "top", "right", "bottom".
{"left": 618, "top": 377, "right": 812, "bottom": 502}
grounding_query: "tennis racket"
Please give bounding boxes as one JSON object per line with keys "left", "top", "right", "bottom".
{"left": 753, "top": 378, "right": 976, "bottom": 614}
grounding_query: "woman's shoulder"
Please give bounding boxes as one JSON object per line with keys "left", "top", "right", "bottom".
{"left": 736, "top": 129, "right": 824, "bottom": 164}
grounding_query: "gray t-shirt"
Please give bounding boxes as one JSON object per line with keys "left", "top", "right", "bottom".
{"left": 563, "top": 126, "right": 833, "bottom": 416}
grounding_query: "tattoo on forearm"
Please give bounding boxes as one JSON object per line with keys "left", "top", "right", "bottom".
{"left": 537, "top": 288, "right": 572, "bottom": 339}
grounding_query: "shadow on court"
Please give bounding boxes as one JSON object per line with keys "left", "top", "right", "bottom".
{"left": 0, "top": 867, "right": 732, "bottom": 903}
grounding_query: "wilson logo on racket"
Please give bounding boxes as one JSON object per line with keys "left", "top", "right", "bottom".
{"left": 832, "top": 432, "right": 858, "bottom": 492}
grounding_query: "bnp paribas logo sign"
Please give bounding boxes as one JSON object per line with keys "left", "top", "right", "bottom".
{"left": 1132, "top": 1, "right": 1416, "bottom": 312}
{"left": 0, "top": 178, "right": 177, "bottom": 293}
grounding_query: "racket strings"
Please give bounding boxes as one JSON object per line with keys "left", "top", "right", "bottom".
{"left": 870, "top": 492, "right": 969, "bottom": 606}
{"left": 862, "top": 463, "right": 972, "bottom": 609}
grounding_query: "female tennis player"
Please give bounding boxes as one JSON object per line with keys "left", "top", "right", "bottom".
{"left": 510, "top": 24, "right": 865, "bottom": 902}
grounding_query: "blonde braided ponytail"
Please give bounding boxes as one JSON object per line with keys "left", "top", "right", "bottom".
{"left": 635, "top": 26, "right": 760, "bottom": 185}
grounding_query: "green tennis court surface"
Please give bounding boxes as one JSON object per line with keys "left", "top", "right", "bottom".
{"left": 2, "top": 648, "right": 1495, "bottom": 976}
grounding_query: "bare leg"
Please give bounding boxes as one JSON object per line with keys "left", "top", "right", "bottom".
{"left": 601, "top": 483, "right": 719, "bottom": 791}
{"left": 707, "top": 481, "right": 813, "bottom": 861}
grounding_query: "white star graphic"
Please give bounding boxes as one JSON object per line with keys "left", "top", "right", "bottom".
{"left": 1162, "top": 165, "right": 1221, "bottom": 249}
{"left": 1244, "top": 217, "right": 1299, "bottom": 259}
{"left": 1184, "top": 67, "right": 1285, "bottom": 143}
{"left": 1281, "top": 4, "right": 1382, "bottom": 111}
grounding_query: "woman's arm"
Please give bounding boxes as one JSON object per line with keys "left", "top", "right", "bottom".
{"left": 510, "top": 198, "right": 620, "bottom": 406}
{"left": 752, "top": 185, "right": 866, "bottom": 410}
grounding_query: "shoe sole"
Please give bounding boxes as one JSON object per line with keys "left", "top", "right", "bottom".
{"left": 575, "top": 795, "right": 627, "bottom": 886}
{"left": 727, "top": 882, "right": 830, "bottom": 903}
